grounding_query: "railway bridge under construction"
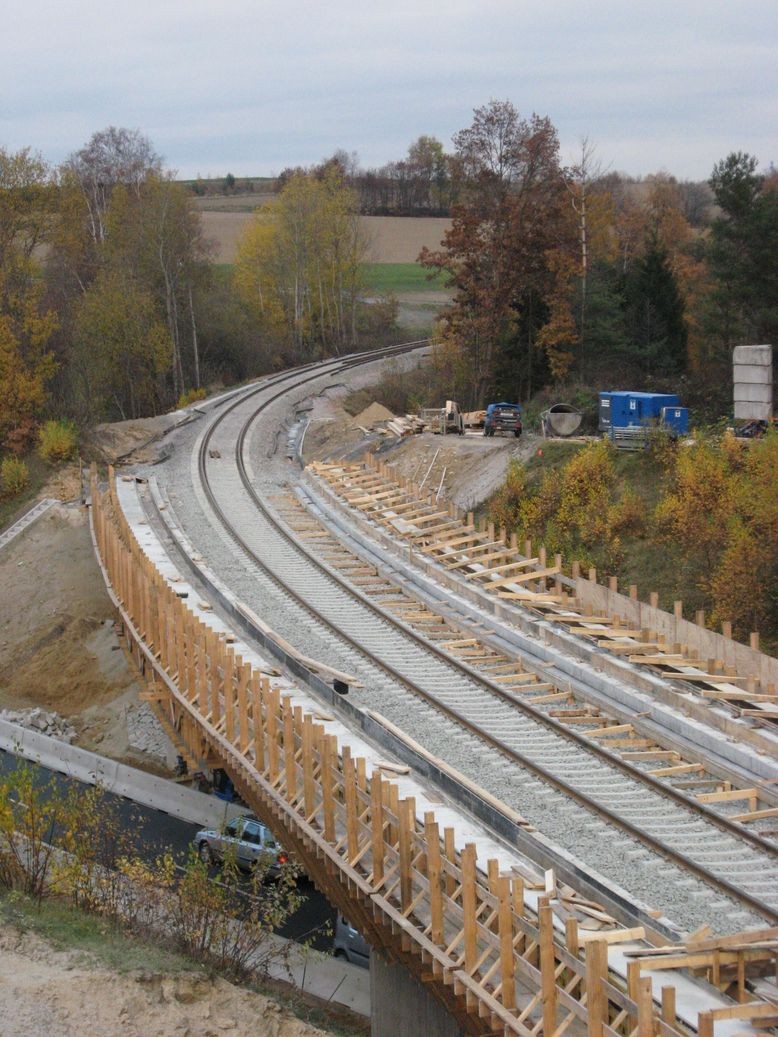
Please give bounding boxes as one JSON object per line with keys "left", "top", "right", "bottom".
{"left": 87, "top": 344, "right": 778, "bottom": 1037}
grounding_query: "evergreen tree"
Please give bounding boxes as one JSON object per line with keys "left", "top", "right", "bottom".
{"left": 623, "top": 233, "right": 687, "bottom": 375}
{"left": 706, "top": 152, "right": 778, "bottom": 351}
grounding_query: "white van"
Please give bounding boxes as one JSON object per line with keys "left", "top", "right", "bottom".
{"left": 333, "top": 914, "right": 369, "bottom": 967}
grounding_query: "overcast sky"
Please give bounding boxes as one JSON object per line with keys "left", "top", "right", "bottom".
{"left": 3, "top": 0, "right": 776, "bottom": 181}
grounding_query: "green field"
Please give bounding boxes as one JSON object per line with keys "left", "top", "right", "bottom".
{"left": 362, "top": 263, "right": 447, "bottom": 294}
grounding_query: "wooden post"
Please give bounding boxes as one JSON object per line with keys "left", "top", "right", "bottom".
{"left": 539, "top": 899, "right": 557, "bottom": 1037}
{"left": 674, "top": 600, "right": 683, "bottom": 620}
{"left": 207, "top": 631, "right": 221, "bottom": 726}
{"left": 398, "top": 796, "right": 414, "bottom": 912}
{"left": 661, "top": 986, "right": 676, "bottom": 1028}
{"left": 266, "top": 686, "right": 280, "bottom": 782}
{"left": 371, "top": 772, "right": 385, "bottom": 886}
{"left": 696, "top": 609, "right": 705, "bottom": 627}
{"left": 443, "top": 828, "right": 456, "bottom": 896}
{"left": 321, "top": 734, "right": 336, "bottom": 842}
{"left": 588, "top": 567, "right": 597, "bottom": 583}
{"left": 251, "top": 676, "right": 265, "bottom": 772}
{"left": 585, "top": 940, "right": 608, "bottom": 1037}
{"left": 461, "top": 843, "right": 478, "bottom": 974}
{"left": 237, "top": 661, "right": 250, "bottom": 750}
{"left": 572, "top": 560, "right": 581, "bottom": 580}
{"left": 223, "top": 648, "right": 236, "bottom": 743}
{"left": 637, "top": 976, "right": 654, "bottom": 1037}
{"left": 565, "top": 917, "right": 579, "bottom": 955}
{"left": 425, "top": 813, "right": 443, "bottom": 944}
{"left": 697, "top": 1012, "right": 713, "bottom": 1037}
{"left": 343, "top": 748, "right": 359, "bottom": 863}
{"left": 609, "top": 576, "right": 618, "bottom": 593}
{"left": 721, "top": 621, "right": 732, "bottom": 639}
{"left": 627, "top": 960, "right": 641, "bottom": 1032}
{"left": 467, "top": 511, "right": 474, "bottom": 529}
{"left": 497, "top": 874, "right": 515, "bottom": 1010}
{"left": 302, "top": 715, "right": 315, "bottom": 819}
{"left": 649, "top": 591, "right": 659, "bottom": 608}
{"left": 282, "top": 698, "right": 297, "bottom": 801}
{"left": 524, "top": 538, "right": 532, "bottom": 558}
{"left": 629, "top": 584, "right": 638, "bottom": 600}
{"left": 750, "top": 632, "right": 760, "bottom": 651}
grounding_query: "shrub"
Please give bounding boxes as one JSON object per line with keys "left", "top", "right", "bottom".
{"left": 177, "top": 387, "right": 207, "bottom": 409}
{"left": 1, "top": 456, "right": 29, "bottom": 497}
{"left": 609, "top": 488, "right": 646, "bottom": 536}
{"left": 38, "top": 420, "right": 78, "bottom": 464}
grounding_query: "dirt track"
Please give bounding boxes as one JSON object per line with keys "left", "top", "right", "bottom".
{"left": 302, "top": 389, "right": 537, "bottom": 509}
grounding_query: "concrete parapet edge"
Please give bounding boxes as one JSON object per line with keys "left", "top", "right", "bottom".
{"left": 0, "top": 717, "right": 240, "bottom": 829}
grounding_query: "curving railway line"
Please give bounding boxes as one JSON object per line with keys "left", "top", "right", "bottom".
{"left": 144, "top": 344, "right": 778, "bottom": 935}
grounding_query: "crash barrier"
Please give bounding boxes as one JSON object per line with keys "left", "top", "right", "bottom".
{"left": 90, "top": 467, "right": 758, "bottom": 1037}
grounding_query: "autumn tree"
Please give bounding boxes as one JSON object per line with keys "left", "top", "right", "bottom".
{"left": 103, "top": 175, "right": 210, "bottom": 398}
{"left": 235, "top": 171, "right": 368, "bottom": 362}
{"left": 0, "top": 147, "right": 57, "bottom": 450}
{"left": 70, "top": 269, "right": 169, "bottom": 420}
{"left": 422, "top": 100, "right": 571, "bottom": 403}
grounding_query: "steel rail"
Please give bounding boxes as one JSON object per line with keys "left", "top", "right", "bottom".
{"left": 191, "top": 349, "right": 777, "bottom": 926}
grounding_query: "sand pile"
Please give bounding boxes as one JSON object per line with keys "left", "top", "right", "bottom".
{"left": 350, "top": 402, "right": 395, "bottom": 428}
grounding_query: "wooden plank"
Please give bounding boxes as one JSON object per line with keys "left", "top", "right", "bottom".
{"left": 480, "top": 565, "right": 561, "bottom": 591}
{"left": 466, "top": 558, "right": 539, "bottom": 580}
{"left": 648, "top": 763, "right": 706, "bottom": 777}
{"left": 696, "top": 787, "right": 757, "bottom": 805}
{"left": 579, "top": 926, "right": 646, "bottom": 945}
{"left": 731, "top": 806, "right": 778, "bottom": 822}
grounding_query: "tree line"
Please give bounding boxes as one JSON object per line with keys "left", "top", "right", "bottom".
{"left": 0, "top": 127, "right": 382, "bottom": 469}
{"left": 416, "top": 101, "right": 776, "bottom": 411}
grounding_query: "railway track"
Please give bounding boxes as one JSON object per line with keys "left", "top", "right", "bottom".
{"left": 150, "top": 347, "right": 778, "bottom": 933}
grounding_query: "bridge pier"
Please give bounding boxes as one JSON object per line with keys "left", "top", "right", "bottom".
{"left": 370, "top": 951, "right": 464, "bottom": 1037}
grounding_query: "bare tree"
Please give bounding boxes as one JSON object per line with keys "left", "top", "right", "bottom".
{"left": 63, "top": 126, "right": 161, "bottom": 246}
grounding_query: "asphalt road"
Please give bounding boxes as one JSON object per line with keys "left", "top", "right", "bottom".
{"left": 0, "top": 750, "right": 336, "bottom": 950}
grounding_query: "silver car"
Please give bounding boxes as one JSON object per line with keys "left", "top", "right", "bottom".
{"left": 333, "top": 914, "right": 369, "bottom": 967}
{"left": 194, "top": 815, "right": 288, "bottom": 876}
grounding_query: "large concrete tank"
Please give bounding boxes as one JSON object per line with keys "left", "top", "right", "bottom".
{"left": 542, "top": 403, "right": 583, "bottom": 437}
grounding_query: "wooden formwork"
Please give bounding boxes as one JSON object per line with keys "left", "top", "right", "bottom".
{"left": 90, "top": 468, "right": 754, "bottom": 1037}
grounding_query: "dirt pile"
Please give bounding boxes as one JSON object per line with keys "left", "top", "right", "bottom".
{"left": 0, "top": 506, "right": 171, "bottom": 771}
{"left": 0, "top": 924, "right": 332, "bottom": 1037}
{"left": 350, "top": 402, "right": 395, "bottom": 427}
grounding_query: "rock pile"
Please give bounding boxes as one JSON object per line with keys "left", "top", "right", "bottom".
{"left": 0, "top": 707, "right": 77, "bottom": 743}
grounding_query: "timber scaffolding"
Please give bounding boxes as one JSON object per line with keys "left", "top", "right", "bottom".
{"left": 89, "top": 467, "right": 776, "bottom": 1037}
{"left": 308, "top": 456, "right": 778, "bottom": 740}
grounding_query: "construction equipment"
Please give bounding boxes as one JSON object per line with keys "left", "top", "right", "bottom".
{"left": 599, "top": 391, "right": 688, "bottom": 450}
{"left": 420, "top": 400, "right": 465, "bottom": 435}
{"left": 483, "top": 402, "right": 522, "bottom": 438}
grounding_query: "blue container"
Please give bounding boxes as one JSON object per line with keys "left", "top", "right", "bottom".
{"left": 661, "top": 406, "right": 689, "bottom": 434}
{"left": 599, "top": 391, "right": 680, "bottom": 430}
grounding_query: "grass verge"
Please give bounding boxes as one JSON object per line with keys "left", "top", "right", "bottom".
{"left": 363, "top": 263, "right": 447, "bottom": 294}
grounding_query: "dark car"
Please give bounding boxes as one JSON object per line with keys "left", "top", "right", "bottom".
{"left": 484, "top": 402, "right": 522, "bottom": 437}
{"left": 194, "top": 815, "right": 288, "bottom": 876}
